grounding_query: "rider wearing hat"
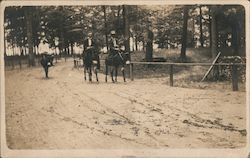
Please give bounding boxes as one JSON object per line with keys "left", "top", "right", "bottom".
{"left": 84, "top": 32, "right": 95, "bottom": 51}
{"left": 83, "top": 32, "right": 100, "bottom": 69}
{"left": 109, "top": 30, "right": 120, "bottom": 58}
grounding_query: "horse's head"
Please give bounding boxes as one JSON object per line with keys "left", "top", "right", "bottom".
{"left": 121, "top": 51, "right": 131, "bottom": 65}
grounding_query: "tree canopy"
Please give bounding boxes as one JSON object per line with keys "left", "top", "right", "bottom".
{"left": 4, "top": 5, "right": 246, "bottom": 62}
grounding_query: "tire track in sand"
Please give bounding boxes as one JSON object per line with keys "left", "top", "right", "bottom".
{"left": 48, "top": 80, "right": 167, "bottom": 147}
{"left": 113, "top": 91, "right": 246, "bottom": 136}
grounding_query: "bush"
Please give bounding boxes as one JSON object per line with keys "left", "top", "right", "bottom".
{"left": 217, "top": 56, "right": 246, "bottom": 82}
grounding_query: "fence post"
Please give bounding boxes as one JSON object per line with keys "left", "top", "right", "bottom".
{"left": 169, "top": 64, "right": 173, "bottom": 86}
{"left": 231, "top": 64, "right": 238, "bottom": 91}
{"left": 130, "top": 63, "right": 134, "bottom": 81}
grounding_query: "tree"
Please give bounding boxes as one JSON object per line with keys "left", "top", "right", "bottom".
{"left": 199, "top": 5, "right": 204, "bottom": 47}
{"left": 102, "top": 6, "right": 109, "bottom": 50}
{"left": 24, "top": 6, "right": 35, "bottom": 66}
{"left": 145, "top": 28, "right": 153, "bottom": 62}
{"left": 4, "top": 5, "right": 245, "bottom": 60}
{"left": 227, "top": 7, "right": 243, "bottom": 55}
{"left": 123, "top": 5, "right": 130, "bottom": 53}
{"left": 180, "top": 6, "right": 189, "bottom": 61}
{"left": 211, "top": 6, "right": 218, "bottom": 59}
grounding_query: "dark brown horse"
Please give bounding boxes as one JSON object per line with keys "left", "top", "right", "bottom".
{"left": 83, "top": 47, "right": 100, "bottom": 82}
{"left": 105, "top": 50, "right": 130, "bottom": 83}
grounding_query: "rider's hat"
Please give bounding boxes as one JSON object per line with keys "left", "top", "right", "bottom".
{"left": 88, "top": 32, "right": 92, "bottom": 37}
{"left": 110, "top": 30, "right": 116, "bottom": 35}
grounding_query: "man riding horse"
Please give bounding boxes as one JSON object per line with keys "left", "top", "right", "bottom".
{"left": 105, "top": 30, "right": 130, "bottom": 82}
{"left": 84, "top": 32, "right": 100, "bottom": 69}
{"left": 82, "top": 32, "right": 100, "bottom": 82}
{"left": 108, "top": 30, "right": 120, "bottom": 58}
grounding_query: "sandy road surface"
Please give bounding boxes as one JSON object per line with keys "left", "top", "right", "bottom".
{"left": 5, "top": 59, "right": 246, "bottom": 149}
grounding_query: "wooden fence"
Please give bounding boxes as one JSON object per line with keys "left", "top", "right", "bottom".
{"left": 129, "top": 61, "right": 246, "bottom": 91}
{"left": 4, "top": 56, "right": 246, "bottom": 91}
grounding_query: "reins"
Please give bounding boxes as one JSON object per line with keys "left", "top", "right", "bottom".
{"left": 118, "top": 52, "right": 124, "bottom": 61}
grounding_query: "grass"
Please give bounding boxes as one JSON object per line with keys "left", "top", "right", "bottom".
{"left": 128, "top": 48, "right": 245, "bottom": 91}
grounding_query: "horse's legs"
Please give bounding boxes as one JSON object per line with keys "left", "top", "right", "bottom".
{"left": 84, "top": 66, "right": 87, "bottom": 81}
{"left": 94, "top": 66, "right": 98, "bottom": 82}
{"left": 121, "top": 66, "right": 126, "bottom": 82}
{"left": 111, "top": 67, "right": 115, "bottom": 83}
{"left": 89, "top": 67, "right": 92, "bottom": 82}
{"left": 105, "top": 64, "right": 108, "bottom": 82}
{"left": 115, "top": 66, "right": 118, "bottom": 82}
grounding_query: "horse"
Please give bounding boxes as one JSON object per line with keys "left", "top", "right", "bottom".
{"left": 82, "top": 47, "right": 100, "bottom": 82}
{"left": 40, "top": 54, "right": 53, "bottom": 78}
{"left": 105, "top": 49, "right": 130, "bottom": 83}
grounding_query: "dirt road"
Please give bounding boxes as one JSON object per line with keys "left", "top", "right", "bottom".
{"left": 5, "top": 59, "right": 246, "bottom": 149}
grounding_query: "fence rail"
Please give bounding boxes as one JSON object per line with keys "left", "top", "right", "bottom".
{"left": 129, "top": 61, "right": 246, "bottom": 91}
{"left": 130, "top": 61, "right": 246, "bottom": 66}
{"left": 4, "top": 57, "right": 246, "bottom": 91}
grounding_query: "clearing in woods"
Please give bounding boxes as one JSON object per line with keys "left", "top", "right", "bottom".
{"left": 5, "top": 57, "right": 246, "bottom": 149}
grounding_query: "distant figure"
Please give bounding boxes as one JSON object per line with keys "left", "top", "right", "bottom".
{"left": 40, "top": 53, "right": 52, "bottom": 78}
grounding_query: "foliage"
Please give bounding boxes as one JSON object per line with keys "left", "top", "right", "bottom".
{"left": 4, "top": 5, "right": 245, "bottom": 57}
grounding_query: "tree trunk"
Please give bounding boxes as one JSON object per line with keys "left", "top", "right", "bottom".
{"left": 211, "top": 6, "right": 219, "bottom": 79}
{"left": 145, "top": 29, "right": 153, "bottom": 62}
{"left": 209, "top": 7, "right": 212, "bottom": 49}
{"left": 192, "top": 17, "right": 195, "bottom": 47}
{"left": 180, "top": 6, "right": 188, "bottom": 61}
{"left": 12, "top": 46, "right": 15, "bottom": 56}
{"left": 102, "top": 6, "right": 109, "bottom": 50}
{"left": 117, "top": 5, "right": 121, "bottom": 28}
{"left": 24, "top": 7, "right": 35, "bottom": 66}
{"left": 33, "top": 46, "right": 36, "bottom": 55}
{"left": 123, "top": 5, "right": 130, "bottom": 54}
{"left": 64, "top": 47, "right": 67, "bottom": 56}
{"left": 231, "top": 21, "right": 240, "bottom": 55}
{"left": 71, "top": 42, "right": 74, "bottom": 55}
{"left": 67, "top": 47, "right": 70, "bottom": 55}
{"left": 36, "top": 45, "right": 39, "bottom": 55}
{"left": 60, "top": 32, "right": 65, "bottom": 55}
{"left": 211, "top": 6, "right": 218, "bottom": 59}
{"left": 135, "top": 36, "right": 138, "bottom": 51}
{"left": 199, "top": 5, "right": 204, "bottom": 47}
{"left": 19, "top": 47, "right": 22, "bottom": 56}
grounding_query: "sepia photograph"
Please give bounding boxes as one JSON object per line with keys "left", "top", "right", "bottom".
{"left": 0, "top": 1, "right": 249, "bottom": 157}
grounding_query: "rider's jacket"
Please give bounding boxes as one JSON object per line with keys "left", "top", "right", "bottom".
{"left": 109, "top": 37, "right": 119, "bottom": 49}
{"left": 84, "top": 38, "right": 95, "bottom": 51}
